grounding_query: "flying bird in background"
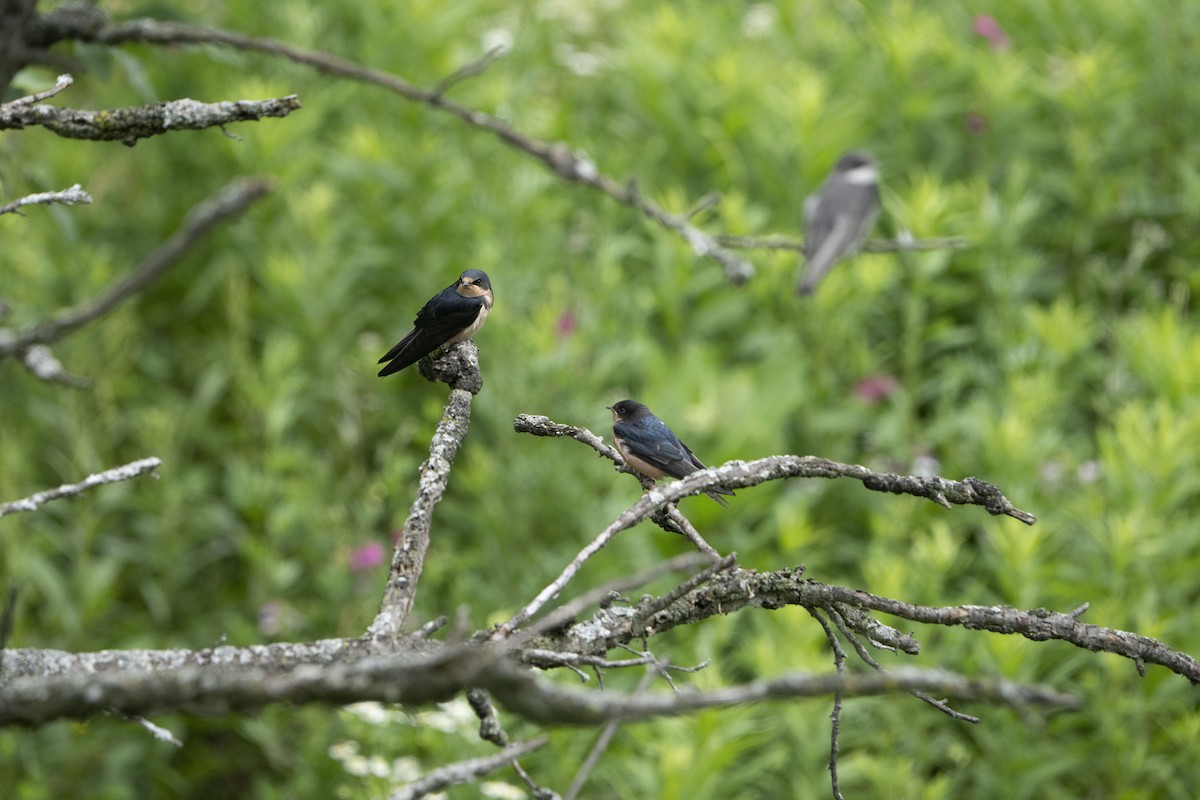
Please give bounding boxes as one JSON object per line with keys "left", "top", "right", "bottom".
{"left": 796, "top": 150, "right": 881, "bottom": 295}
{"left": 377, "top": 269, "right": 493, "bottom": 377}
{"left": 608, "top": 399, "right": 734, "bottom": 507}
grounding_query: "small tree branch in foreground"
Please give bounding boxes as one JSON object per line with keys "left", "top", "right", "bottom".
{"left": 514, "top": 413, "right": 1035, "bottom": 524}
{"left": 366, "top": 340, "right": 482, "bottom": 639}
{"left": 529, "top": 567, "right": 1200, "bottom": 683}
{"left": 0, "top": 457, "right": 162, "bottom": 519}
{"left": 0, "top": 178, "right": 272, "bottom": 361}
{"left": 0, "top": 640, "right": 1075, "bottom": 728}
{"left": 0, "top": 183, "right": 91, "bottom": 216}
{"left": 387, "top": 738, "right": 547, "bottom": 800}
{"left": 0, "top": 83, "right": 301, "bottom": 146}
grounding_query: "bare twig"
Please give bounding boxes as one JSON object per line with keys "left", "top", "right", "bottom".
{"left": 387, "top": 738, "right": 547, "bottom": 800}
{"left": 0, "top": 457, "right": 161, "bottom": 519}
{"left": 0, "top": 91, "right": 301, "bottom": 146}
{"left": 826, "top": 606, "right": 979, "bottom": 723}
{"left": 366, "top": 342, "right": 481, "bottom": 638}
{"left": 0, "top": 184, "right": 91, "bottom": 216}
{"left": 0, "top": 73, "right": 73, "bottom": 107}
{"left": 81, "top": 18, "right": 755, "bottom": 282}
{"left": 20, "top": 344, "right": 90, "bottom": 386}
{"left": 809, "top": 610, "right": 846, "bottom": 800}
{"left": 0, "top": 178, "right": 272, "bottom": 361}
{"left": 530, "top": 567, "right": 1200, "bottom": 684}
{"left": 716, "top": 233, "right": 971, "bottom": 254}
{"left": 433, "top": 45, "right": 508, "bottom": 96}
{"left": 565, "top": 669, "right": 656, "bottom": 800}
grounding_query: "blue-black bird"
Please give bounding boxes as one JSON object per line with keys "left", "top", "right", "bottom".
{"left": 377, "top": 269, "right": 493, "bottom": 377}
{"left": 608, "top": 399, "right": 734, "bottom": 507}
{"left": 797, "top": 150, "right": 881, "bottom": 296}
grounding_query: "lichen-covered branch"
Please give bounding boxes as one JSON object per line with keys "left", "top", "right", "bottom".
{"left": 0, "top": 86, "right": 301, "bottom": 146}
{"left": 366, "top": 341, "right": 482, "bottom": 639}
{"left": 388, "top": 738, "right": 548, "bottom": 800}
{"left": 0, "top": 183, "right": 91, "bottom": 216}
{"left": 529, "top": 567, "right": 1200, "bottom": 683}
{"left": 0, "top": 457, "right": 161, "bottom": 519}
{"left": 515, "top": 412, "right": 1036, "bottom": 524}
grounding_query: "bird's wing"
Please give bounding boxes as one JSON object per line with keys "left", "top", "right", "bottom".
{"left": 614, "top": 419, "right": 698, "bottom": 480}
{"left": 377, "top": 293, "right": 483, "bottom": 375}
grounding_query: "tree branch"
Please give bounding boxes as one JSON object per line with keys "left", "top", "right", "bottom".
{"left": 387, "top": 738, "right": 547, "bottom": 800}
{"left": 0, "top": 183, "right": 91, "bottom": 216}
{"left": 0, "top": 178, "right": 272, "bottom": 362}
{"left": 716, "top": 233, "right": 972, "bottom": 254}
{"left": 0, "top": 82, "right": 301, "bottom": 146}
{"left": 0, "top": 457, "right": 161, "bottom": 519}
{"left": 530, "top": 567, "right": 1200, "bottom": 683}
{"left": 515, "top": 413, "right": 1037, "bottom": 523}
{"left": 366, "top": 341, "right": 482, "bottom": 639}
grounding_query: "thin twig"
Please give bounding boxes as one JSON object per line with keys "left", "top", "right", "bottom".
{"left": 0, "top": 73, "right": 73, "bottom": 107}
{"left": 826, "top": 606, "right": 979, "bottom": 723}
{"left": 0, "top": 184, "right": 92, "bottom": 216}
{"left": 565, "top": 669, "right": 656, "bottom": 800}
{"left": 715, "top": 233, "right": 972, "bottom": 254}
{"left": 387, "top": 738, "right": 548, "bottom": 800}
{"left": 809, "top": 609, "right": 846, "bottom": 800}
{"left": 0, "top": 458, "right": 162, "bottom": 519}
{"left": 0, "top": 178, "right": 272, "bottom": 360}
{"left": 433, "top": 45, "right": 508, "bottom": 95}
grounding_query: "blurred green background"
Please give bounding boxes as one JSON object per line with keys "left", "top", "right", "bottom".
{"left": 3, "top": 0, "right": 1199, "bottom": 797}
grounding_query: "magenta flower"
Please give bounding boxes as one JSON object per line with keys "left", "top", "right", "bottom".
{"left": 854, "top": 374, "right": 900, "bottom": 404}
{"left": 973, "top": 15, "right": 1009, "bottom": 51}
{"left": 556, "top": 311, "right": 577, "bottom": 338}
{"left": 349, "top": 541, "right": 386, "bottom": 572}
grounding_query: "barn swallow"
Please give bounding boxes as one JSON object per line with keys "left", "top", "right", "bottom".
{"left": 608, "top": 399, "right": 734, "bottom": 507}
{"left": 377, "top": 269, "right": 493, "bottom": 377}
{"left": 796, "top": 150, "right": 881, "bottom": 295}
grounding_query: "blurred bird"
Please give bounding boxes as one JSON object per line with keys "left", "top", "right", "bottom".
{"left": 377, "top": 269, "right": 493, "bottom": 377}
{"left": 796, "top": 150, "right": 881, "bottom": 295}
{"left": 608, "top": 399, "right": 734, "bottom": 507}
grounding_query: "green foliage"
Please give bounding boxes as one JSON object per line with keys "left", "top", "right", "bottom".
{"left": 4, "top": 0, "right": 1200, "bottom": 796}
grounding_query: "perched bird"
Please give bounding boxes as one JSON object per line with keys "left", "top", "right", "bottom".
{"left": 796, "top": 150, "right": 881, "bottom": 295}
{"left": 608, "top": 399, "right": 734, "bottom": 507}
{"left": 377, "top": 269, "right": 493, "bottom": 377}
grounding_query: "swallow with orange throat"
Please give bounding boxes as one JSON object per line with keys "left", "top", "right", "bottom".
{"left": 608, "top": 399, "right": 733, "bottom": 507}
{"left": 377, "top": 269, "right": 493, "bottom": 377}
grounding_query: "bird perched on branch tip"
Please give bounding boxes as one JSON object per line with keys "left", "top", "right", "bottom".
{"left": 609, "top": 399, "right": 733, "bottom": 507}
{"left": 377, "top": 269, "right": 493, "bottom": 377}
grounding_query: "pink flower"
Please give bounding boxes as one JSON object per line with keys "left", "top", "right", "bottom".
{"left": 973, "top": 15, "right": 1009, "bottom": 51}
{"left": 349, "top": 541, "right": 386, "bottom": 572}
{"left": 854, "top": 374, "right": 900, "bottom": 404}
{"left": 556, "top": 311, "right": 577, "bottom": 338}
{"left": 965, "top": 111, "right": 988, "bottom": 135}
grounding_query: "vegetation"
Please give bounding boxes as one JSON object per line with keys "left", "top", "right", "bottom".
{"left": 3, "top": 0, "right": 1199, "bottom": 797}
